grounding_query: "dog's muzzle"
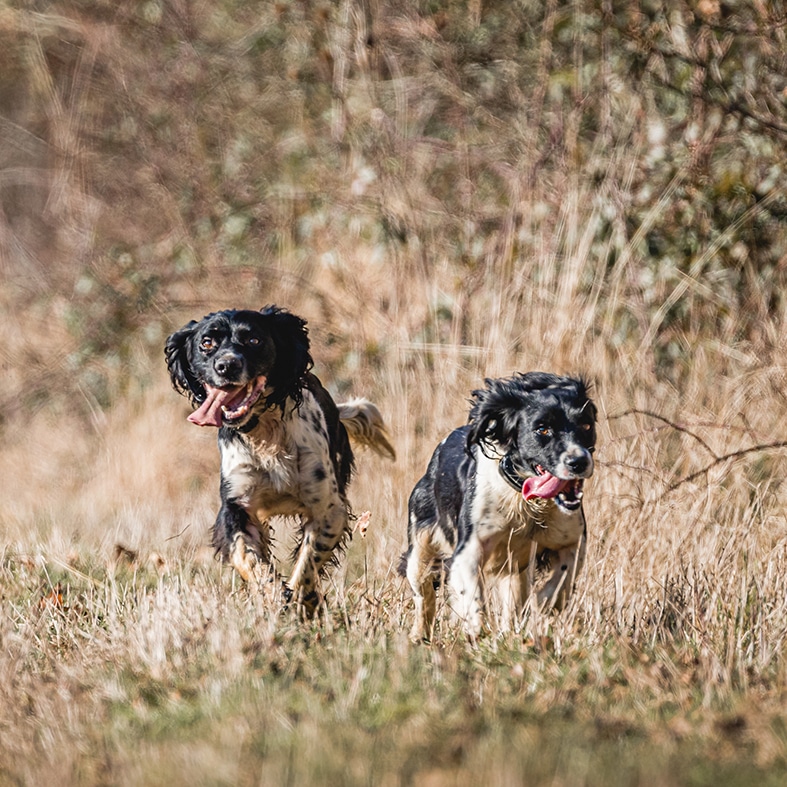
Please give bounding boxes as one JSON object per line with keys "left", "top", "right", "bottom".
{"left": 499, "top": 454, "right": 591, "bottom": 513}
{"left": 187, "top": 376, "right": 268, "bottom": 427}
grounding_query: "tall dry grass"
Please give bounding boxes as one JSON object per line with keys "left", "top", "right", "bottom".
{"left": 3, "top": 175, "right": 787, "bottom": 782}
{"left": 2, "top": 1, "right": 787, "bottom": 783}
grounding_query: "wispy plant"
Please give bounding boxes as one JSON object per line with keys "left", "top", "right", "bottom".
{"left": 1, "top": 1, "right": 787, "bottom": 783}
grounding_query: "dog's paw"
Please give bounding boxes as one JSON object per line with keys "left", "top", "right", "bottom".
{"left": 409, "top": 621, "right": 434, "bottom": 645}
{"left": 279, "top": 583, "right": 321, "bottom": 619}
{"left": 295, "top": 587, "right": 321, "bottom": 619}
{"left": 229, "top": 532, "right": 271, "bottom": 586}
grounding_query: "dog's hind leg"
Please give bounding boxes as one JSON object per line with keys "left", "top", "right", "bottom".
{"left": 404, "top": 530, "right": 439, "bottom": 642}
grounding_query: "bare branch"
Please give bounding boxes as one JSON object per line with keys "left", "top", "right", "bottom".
{"left": 662, "top": 442, "right": 787, "bottom": 496}
{"left": 607, "top": 410, "right": 787, "bottom": 502}
{"left": 608, "top": 408, "right": 717, "bottom": 457}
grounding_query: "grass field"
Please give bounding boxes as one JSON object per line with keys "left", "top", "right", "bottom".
{"left": 2, "top": 1, "right": 787, "bottom": 784}
{"left": 3, "top": 271, "right": 787, "bottom": 784}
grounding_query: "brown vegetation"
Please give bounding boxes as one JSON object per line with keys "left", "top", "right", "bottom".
{"left": 1, "top": 1, "right": 786, "bottom": 783}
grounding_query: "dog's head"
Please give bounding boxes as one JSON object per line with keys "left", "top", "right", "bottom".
{"left": 164, "top": 306, "right": 312, "bottom": 427}
{"left": 467, "top": 372, "right": 597, "bottom": 512}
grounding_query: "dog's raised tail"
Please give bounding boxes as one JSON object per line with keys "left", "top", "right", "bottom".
{"left": 338, "top": 398, "right": 396, "bottom": 461}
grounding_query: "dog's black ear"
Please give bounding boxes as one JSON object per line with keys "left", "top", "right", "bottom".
{"left": 164, "top": 321, "right": 205, "bottom": 405}
{"left": 261, "top": 306, "right": 314, "bottom": 409}
{"left": 466, "top": 377, "right": 524, "bottom": 456}
{"left": 577, "top": 377, "right": 598, "bottom": 422}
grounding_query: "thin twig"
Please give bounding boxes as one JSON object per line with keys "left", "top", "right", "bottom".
{"left": 166, "top": 523, "right": 192, "bottom": 542}
{"left": 607, "top": 410, "right": 787, "bottom": 501}
{"left": 663, "top": 442, "right": 787, "bottom": 496}
{"left": 647, "top": 69, "right": 787, "bottom": 136}
{"left": 609, "top": 408, "right": 717, "bottom": 457}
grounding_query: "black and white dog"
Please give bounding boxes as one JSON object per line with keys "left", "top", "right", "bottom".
{"left": 401, "top": 373, "right": 596, "bottom": 640}
{"left": 165, "top": 306, "right": 395, "bottom": 615}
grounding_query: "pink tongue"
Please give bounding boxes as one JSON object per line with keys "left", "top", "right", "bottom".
{"left": 188, "top": 385, "right": 245, "bottom": 428}
{"left": 522, "top": 472, "right": 570, "bottom": 501}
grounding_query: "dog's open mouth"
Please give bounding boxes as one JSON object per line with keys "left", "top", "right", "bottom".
{"left": 187, "top": 376, "right": 267, "bottom": 427}
{"left": 522, "top": 465, "right": 584, "bottom": 512}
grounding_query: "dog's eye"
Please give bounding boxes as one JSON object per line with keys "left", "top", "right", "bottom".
{"left": 580, "top": 422, "right": 592, "bottom": 431}
{"left": 200, "top": 337, "right": 217, "bottom": 351}
{"left": 247, "top": 336, "right": 260, "bottom": 346}
{"left": 535, "top": 425, "right": 551, "bottom": 437}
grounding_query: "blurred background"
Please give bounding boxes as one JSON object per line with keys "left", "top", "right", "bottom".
{"left": 1, "top": 0, "right": 785, "bottom": 567}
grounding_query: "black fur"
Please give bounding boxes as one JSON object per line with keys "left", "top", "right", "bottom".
{"left": 165, "top": 306, "right": 393, "bottom": 615}
{"left": 402, "top": 372, "right": 597, "bottom": 640}
{"left": 165, "top": 306, "right": 312, "bottom": 413}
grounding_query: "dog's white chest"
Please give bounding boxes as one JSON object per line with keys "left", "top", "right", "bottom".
{"left": 533, "top": 509, "right": 585, "bottom": 550}
{"left": 472, "top": 453, "right": 585, "bottom": 551}
{"left": 220, "top": 431, "right": 298, "bottom": 511}
{"left": 471, "top": 454, "right": 524, "bottom": 536}
{"left": 219, "top": 392, "right": 340, "bottom": 520}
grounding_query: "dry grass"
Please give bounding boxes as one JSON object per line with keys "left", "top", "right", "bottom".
{"left": 2, "top": 1, "right": 787, "bottom": 784}
{"left": 3, "top": 206, "right": 787, "bottom": 783}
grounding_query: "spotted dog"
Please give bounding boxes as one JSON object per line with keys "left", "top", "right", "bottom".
{"left": 165, "top": 306, "right": 395, "bottom": 615}
{"left": 401, "top": 373, "right": 596, "bottom": 640}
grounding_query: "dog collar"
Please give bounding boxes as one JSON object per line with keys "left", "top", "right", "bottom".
{"left": 498, "top": 454, "right": 525, "bottom": 492}
{"left": 236, "top": 414, "right": 260, "bottom": 433}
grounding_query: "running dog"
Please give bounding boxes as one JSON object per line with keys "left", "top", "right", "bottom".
{"left": 165, "top": 306, "right": 395, "bottom": 615}
{"left": 401, "top": 372, "right": 596, "bottom": 640}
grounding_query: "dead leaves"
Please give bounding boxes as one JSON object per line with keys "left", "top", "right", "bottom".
{"left": 32, "top": 543, "right": 171, "bottom": 615}
{"left": 111, "top": 543, "right": 169, "bottom": 576}
{"left": 353, "top": 510, "right": 372, "bottom": 538}
{"left": 38, "top": 581, "right": 65, "bottom": 611}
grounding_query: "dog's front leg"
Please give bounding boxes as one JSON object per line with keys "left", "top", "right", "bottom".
{"left": 448, "top": 534, "right": 485, "bottom": 639}
{"left": 212, "top": 499, "right": 271, "bottom": 585}
{"left": 287, "top": 500, "right": 349, "bottom": 617}
{"left": 497, "top": 569, "right": 529, "bottom": 632}
{"left": 536, "top": 534, "right": 586, "bottom": 611}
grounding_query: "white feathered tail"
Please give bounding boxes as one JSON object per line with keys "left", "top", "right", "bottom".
{"left": 337, "top": 398, "right": 396, "bottom": 461}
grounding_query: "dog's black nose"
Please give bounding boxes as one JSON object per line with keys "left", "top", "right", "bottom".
{"left": 214, "top": 354, "right": 243, "bottom": 378}
{"left": 564, "top": 452, "right": 590, "bottom": 474}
